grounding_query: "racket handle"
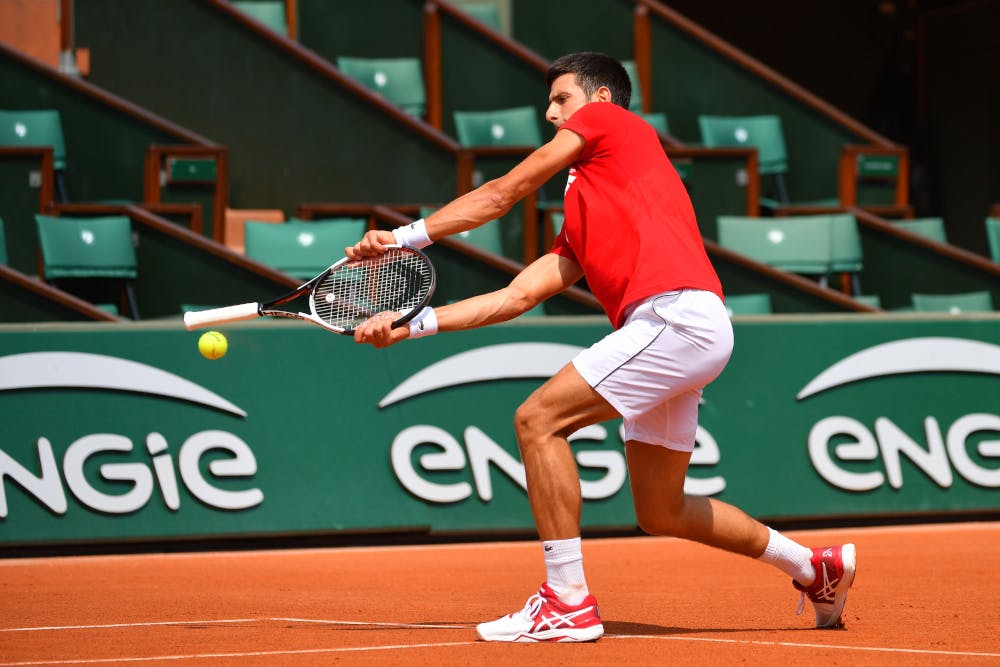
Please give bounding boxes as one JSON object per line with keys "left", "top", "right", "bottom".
{"left": 184, "top": 303, "right": 261, "bottom": 330}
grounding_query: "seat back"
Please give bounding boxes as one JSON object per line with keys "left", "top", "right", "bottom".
{"left": 337, "top": 57, "right": 426, "bottom": 117}
{"left": 698, "top": 115, "right": 787, "bottom": 175}
{"left": 717, "top": 215, "right": 831, "bottom": 274}
{"left": 825, "top": 213, "right": 863, "bottom": 273}
{"left": 0, "top": 109, "right": 67, "bottom": 169}
{"left": 985, "top": 217, "right": 1000, "bottom": 263}
{"left": 244, "top": 218, "right": 367, "bottom": 279}
{"left": 621, "top": 60, "right": 643, "bottom": 112}
{"left": 893, "top": 217, "right": 947, "bottom": 243}
{"left": 638, "top": 112, "right": 669, "bottom": 135}
{"left": 460, "top": 3, "right": 502, "bottom": 31}
{"left": 724, "top": 293, "right": 773, "bottom": 316}
{"left": 35, "top": 214, "right": 137, "bottom": 279}
{"left": 232, "top": 0, "right": 288, "bottom": 35}
{"left": 420, "top": 206, "right": 504, "bottom": 255}
{"left": 911, "top": 291, "right": 994, "bottom": 313}
{"left": 453, "top": 106, "right": 541, "bottom": 147}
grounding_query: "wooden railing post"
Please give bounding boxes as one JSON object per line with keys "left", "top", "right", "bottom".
{"left": 423, "top": 2, "right": 443, "bottom": 129}
{"left": 633, "top": 3, "right": 652, "bottom": 113}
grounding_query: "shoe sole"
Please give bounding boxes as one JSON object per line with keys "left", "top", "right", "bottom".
{"left": 818, "top": 543, "right": 857, "bottom": 628}
{"left": 476, "top": 623, "right": 605, "bottom": 643}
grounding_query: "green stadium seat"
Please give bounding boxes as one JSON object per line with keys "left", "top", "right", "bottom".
{"left": 698, "top": 114, "right": 838, "bottom": 210}
{"left": 827, "top": 213, "right": 864, "bottom": 294}
{"left": 35, "top": 214, "right": 139, "bottom": 317}
{"left": 337, "top": 57, "right": 426, "bottom": 118}
{"left": 420, "top": 206, "right": 504, "bottom": 256}
{"left": 453, "top": 106, "right": 541, "bottom": 147}
{"left": 724, "top": 293, "right": 772, "bottom": 316}
{"left": 854, "top": 294, "right": 882, "bottom": 309}
{"left": 639, "top": 112, "right": 669, "bottom": 135}
{"left": 0, "top": 109, "right": 68, "bottom": 200}
{"left": 460, "top": 3, "right": 502, "bottom": 31}
{"left": 911, "top": 291, "right": 993, "bottom": 314}
{"left": 717, "top": 215, "right": 833, "bottom": 281}
{"left": 985, "top": 217, "right": 1000, "bottom": 263}
{"left": 621, "top": 60, "right": 643, "bottom": 113}
{"left": 892, "top": 217, "right": 948, "bottom": 243}
{"left": 244, "top": 217, "right": 366, "bottom": 280}
{"left": 232, "top": 1, "right": 288, "bottom": 35}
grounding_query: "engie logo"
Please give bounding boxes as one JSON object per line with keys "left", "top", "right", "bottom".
{"left": 380, "top": 343, "right": 725, "bottom": 504}
{"left": 0, "top": 352, "right": 263, "bottom": 518}
{"left": 798, "top": 337, "right": 1000, "bottom": 491}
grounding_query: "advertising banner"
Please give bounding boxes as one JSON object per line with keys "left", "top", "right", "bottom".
{"left": 1, "top": 315, "right": 998, "bottom": 547}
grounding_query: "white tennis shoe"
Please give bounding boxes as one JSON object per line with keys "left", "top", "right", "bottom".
{"left": 476, "top": 583, "right": 604, "bottom": 642}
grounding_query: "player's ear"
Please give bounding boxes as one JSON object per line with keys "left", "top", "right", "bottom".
{"left": 594, "top": 86, "right": 613, "bottom": 103}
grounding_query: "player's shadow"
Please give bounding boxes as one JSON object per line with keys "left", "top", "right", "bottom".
{"left": 603, "top": 620, "right": 810, "bottom": 636}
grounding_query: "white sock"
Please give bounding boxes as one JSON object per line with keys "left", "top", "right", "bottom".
{"left": 542, "top": 537, "right": 589, "bottom": 605}
{"left": 758, "top": 527, "right": 816, "bottom": 586}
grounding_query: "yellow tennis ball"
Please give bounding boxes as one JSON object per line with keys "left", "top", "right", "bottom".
{"left": 198, "top": 331, "right": 228, "bottom": 360}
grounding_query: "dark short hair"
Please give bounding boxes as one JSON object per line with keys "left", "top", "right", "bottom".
{"left": 545, "top": 52, "right": 632, "bottom": 110}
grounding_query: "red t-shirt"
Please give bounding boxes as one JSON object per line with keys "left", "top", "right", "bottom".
{"left": 550, "top": 102, "right": 723, "bottom": 328}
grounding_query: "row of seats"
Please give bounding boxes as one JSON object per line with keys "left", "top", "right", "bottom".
{"left": 4, "top": 212, "right": 996, "bottom": 320}
{"left": 725, "top": 290, "right": 995, "bottom": 315}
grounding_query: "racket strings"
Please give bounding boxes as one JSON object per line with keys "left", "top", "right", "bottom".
{"left": 312, "top": 249, "right": 433, "bottom": 330}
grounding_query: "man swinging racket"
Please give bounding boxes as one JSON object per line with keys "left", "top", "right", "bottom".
{"left": 347, "top": 51, "right": 856, "bottom": 643}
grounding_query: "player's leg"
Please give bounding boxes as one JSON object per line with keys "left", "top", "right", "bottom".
{"left": 476, "top": 362, "right": 615, "bottom": 643}
{"left": 625, "top": 400, "right": 856, "bottom": 628}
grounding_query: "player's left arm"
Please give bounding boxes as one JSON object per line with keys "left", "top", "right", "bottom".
{"left": 354, "top": 251, "right": 583, "bottom": 348}
{"left": 348, "top": 129, "right": 584, "bottom": 258}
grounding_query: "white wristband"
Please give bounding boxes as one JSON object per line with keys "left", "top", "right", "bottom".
{"left": 392, "top": 218, "right": 433, "bottom": 249}
{"left": 408, "top": 306, "right": 438, "bottom": 338}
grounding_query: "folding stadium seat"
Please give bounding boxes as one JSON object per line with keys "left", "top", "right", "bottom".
{"left": 35, "top": 214, "right": 139, "bottom": 317}
{"left": 0, "top": 109, "right": 68, "bottom": 201}
{"left": 717, "top": 215, "right": 833, "bottom": 284}
{"left": 619, "top": 61, "right": 669, "bottom": 135}
{"left": 892, "top": 217, "right": 948, "bottom": 243}
{"left": 453, "top": 106, "right": 542, "bottom": 147}
{"left": 698, "top": 114, "right": 839, "bottom": 211}
{"left": 337, "top": 57, "right": 427, "bottom": 118}
{"left": 985, "top": 217, "right": 1000, "bottom": 263}
{"left": 223, "top": 207, "right": 285, "bottom": 254}
{"left": 911, "top": 291, "right": 994, "bottom": 314}
{"left": 232, "top": 0, "right": 289, "bottom": 36}
{"left": 724, "top": 293, "right": 772, "bottom": 316}
{"left": 460, "top": 3, "right": 502, "bottom": 31}
{"left": 244, "top": 217, "right": 366, "bottom": 279}
{"left": 827, "top": 213, "right": 864, "bottom": 295}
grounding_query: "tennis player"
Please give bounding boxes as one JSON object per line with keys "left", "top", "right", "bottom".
{"left": 348, "top": 52, "right": 856, "bottom": 642}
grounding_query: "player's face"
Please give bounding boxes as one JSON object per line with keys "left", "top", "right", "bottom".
{"left": 546, "top": 73, "right": 602, "bottom": 129}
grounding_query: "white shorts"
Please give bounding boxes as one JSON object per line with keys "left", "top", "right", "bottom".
{"left": 572, "top": 289, "right": 733, "bottom": 452}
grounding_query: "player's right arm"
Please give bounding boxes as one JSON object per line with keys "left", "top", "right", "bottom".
{"left": 346, "top": 128, "right": 584, "bottom": 259}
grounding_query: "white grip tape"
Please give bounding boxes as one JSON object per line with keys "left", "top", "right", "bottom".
{"left": 407, "top": 306, "right": 438, "bottom": 338}
{"left": 183, "top": 303, "right": 260, "bottom": 330}
{"left": 392, "top": 218, "right": 433, "bottom": 249}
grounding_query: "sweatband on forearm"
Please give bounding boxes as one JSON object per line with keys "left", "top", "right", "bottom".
{"left": 407, "top": 306, "right": 438, "bottom": 338}
{"left": 392, "top": 218, "right": 433, "bottom": 249}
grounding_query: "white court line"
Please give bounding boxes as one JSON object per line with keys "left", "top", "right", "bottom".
{"left": 607, "top": 634, "right": 1000, "bottom": 659}
{"left": 0, "top": 642, "right": 478, "bottom": 666}
{"left": 0, "top": 619, "right": 260, "bottom": 633}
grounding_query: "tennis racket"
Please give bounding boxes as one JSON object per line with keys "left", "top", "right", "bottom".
{"left": 183, "top": 244, "right": 436, "bottom": 335}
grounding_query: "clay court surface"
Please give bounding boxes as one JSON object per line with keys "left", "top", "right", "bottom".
{"left": 1, "top": 521, "right": 997, "bottom": 665}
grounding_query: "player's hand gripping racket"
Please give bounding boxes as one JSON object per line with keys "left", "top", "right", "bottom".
{"left": 183, "top": 245, "right": 436, "bottom": 335}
